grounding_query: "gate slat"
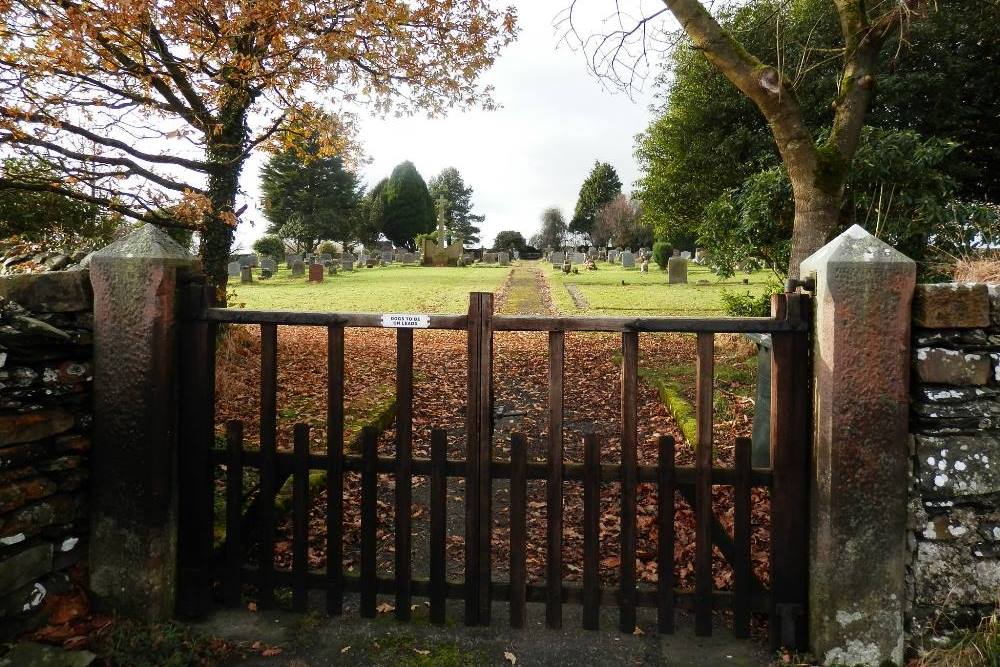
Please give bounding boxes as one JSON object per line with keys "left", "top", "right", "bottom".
{"left": 360, "top": 427, "right": 378, "bottom": 618}
{"left": 547, "top": 330, "right": 564, "bottom": 629}
{"left": 292, "top": 423, "right": 310, "bottom": 612}
{"left": 695, "top": 332, "right": 715, "bottom": 636}
{"left": 582, "top": 432, "right": 600, "bottom": 631}
{"left": 395, "top": 328, "right": 414, "bottom": 621}
{"left": 430, "top": 429, "right": 447, "bottom": 625}
{"left": 619, "top": 331, "right": 638, "bottom": 633}
{"left": 259, "top": 323, "right": 278, "bottom": 610}
{"left": 326, "top": 324, "right": 345, "bottom": 615}
{"left": 657, "top": 434, "right": 675, "bottom": 634}
{"left": 733, "top": 436, "right": 752, "bottom": 638}
{"left": 224, "top": 420, "right": 244, "bottom": 607}
{"left": 464, "top": 294, "right": 483, "bottom": 626}
{"left": 509, "top": 433, "right": 527, "bottom": 629}
{"left": 476, "top": 293, "right": 494, "bottom": 625}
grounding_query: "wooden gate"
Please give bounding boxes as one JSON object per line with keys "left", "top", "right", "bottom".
{"left": 176, "top": 279, "right": 811, "bottom": 648}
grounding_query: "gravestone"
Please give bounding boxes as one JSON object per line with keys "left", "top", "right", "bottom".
{"left": 320, "top": 253, "right": 332, "bottom": 263}
{"left": 694, "top": 248, "right": 706, "bottom": 263}
{"left": 382, "top": 251, "right": 394, "bottom": 264}
{"left": 240, "top": 266, "right": 253, "bottom": 284}
{"left": 304, "top": 254, "right": 314, "bottom": 265}
{"left": 621, "top": 252, "right": 635, "bottom": 268}
{"left": 291, "top": 260, "right": 304, "bottom": 277}
{"left": 308, "top": 263, "right": 324, "bottom": 282}
{"left": 341, "top": 259, "right": 353, "bottom": 272}
{"left": 667, "top": 257, "right": 688, "bottom": 284}
{"left": 260, "top": 268, "right": 273, "bottom": 279}
{"left": 366, "top": 257, "right": 376, "bottom": 268}
{"left": 483, "top": 252, "right": 498, "bottom": 264}
{"left": 680, "top": 251, "right": 692, "bottom": 260}
{"left": 572, "top": 252, "right": 586, "bottom": 265}
{"left": 227, "top": 261, "right": 241, "bottom": 277}
{"left": 286, "top": 254, "right": 301, "bottom": 269}
{"left": 327, "top": 263, "right": 337, "bottom": 276}
{"left": 672, "top": 248, "right": 681, "bottom": 257}
{"left": 640, "top": 258, "right": 649, "bottom": 273}
{"left": 608, "top": 250, "right": 618, "bottom": 263}
{"left": 587, "top": 248, "right": 598, "bottom": 259}
{"left": 261, "top": 258, "right": 276, "bottom": 273}
{"left": 550, "top": 251, "right": 564, "bottom": 265}
{"left": 498, "top": 252, "right": 510, "bottom": 266}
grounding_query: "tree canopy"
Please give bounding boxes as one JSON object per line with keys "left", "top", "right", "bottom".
{"left": 0, "top": 0, "right": 518, "bottom": 294}
{"left": 567, "top": 0, "right": 976, "bottom": 275}
{"left": 371, "top": 162, "right": 436, "bottom": 250}
{"left": 492, "top": 230, "right": 527, "bottom": 253}
{"left": 261, "top": 132, "right": 364, "bottom": 253}
{"left": 633, "top": 0, "right": 999, "bottom": 275}
{"left": 0, "top": 158, "right": 121, "bottom": 249}
{"left": 570, "top": 161, "right": 623, "bottom": 238}
{"left": 531, "top": 207, "right": 568, "bottom": 250}
{"left": 428, "top": 167, "right": 485, "bottom": 245}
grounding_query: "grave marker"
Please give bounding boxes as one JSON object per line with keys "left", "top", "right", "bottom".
{"left": 227, "top": 261, "right": 241, "bottom": 277}
{"left": 621, "top": 252, "right": 635, "bottom": 268}
{"left": 667, "top": 257, "right": 688, "bottom": 284}
{"left": 291, "top": 260, "right": 305, "bottom": 277}
{"left": 240, "top": 266, "right": 253, "bottom": 284}
{"left": 498, "top": 252, "right": 510, "bottom": 266}
{"left": 308, "top": 263, "right": 324, "bottom": 282}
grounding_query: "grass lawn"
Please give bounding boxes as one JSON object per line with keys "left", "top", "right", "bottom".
{"left": 227, "top": 264, "right": 510, "bottom": 313}
{"left": 545, "top": 260, "right": 779, "bottom": 316}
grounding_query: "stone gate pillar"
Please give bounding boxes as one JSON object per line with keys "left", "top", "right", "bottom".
{"left": 88, "top": 224, "right": 197, "bottom": 620}
{"left": 800, "top": 225, "right": 916, "bottom": 666}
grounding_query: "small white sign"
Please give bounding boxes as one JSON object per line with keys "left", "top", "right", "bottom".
{"left": 381, "top": 313, "right": 431, "bottom": 329}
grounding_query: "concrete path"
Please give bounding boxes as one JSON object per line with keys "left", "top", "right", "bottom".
{"left": 197, "top": 597, "right": 773, "bottom": 666}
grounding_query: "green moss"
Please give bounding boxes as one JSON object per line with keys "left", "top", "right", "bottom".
{"left": 330, "top": 630, "right": 487, "bottom": 666}
{"left": 814, "top": 143, "right": 848, "bottom": 195}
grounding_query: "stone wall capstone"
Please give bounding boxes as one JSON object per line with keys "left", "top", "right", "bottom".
{"left": 0, "top": 270, "right": 92, "bottom": 637}
{"left": 908, "top": 282, "right": 1000, "bottom": 646}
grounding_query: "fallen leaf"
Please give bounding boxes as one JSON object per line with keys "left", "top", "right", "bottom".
{"left": 504, "top": 650, "right": 517, "bottom": 664}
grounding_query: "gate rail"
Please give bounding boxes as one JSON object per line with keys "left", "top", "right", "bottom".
{"left": 177, "top": 281, "right": 811, "bottom": 648}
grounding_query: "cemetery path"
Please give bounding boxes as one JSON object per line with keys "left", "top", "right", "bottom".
{"left": 495, "top": 260, "right": 557, "bottom": 316}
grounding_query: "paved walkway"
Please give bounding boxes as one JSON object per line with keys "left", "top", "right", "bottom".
{"left": 197, "top": 600, "right": 773, "bottom": 666}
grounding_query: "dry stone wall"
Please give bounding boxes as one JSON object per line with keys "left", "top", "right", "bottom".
{"left": 0, "top": 271, "right": 92, "bottom": 635}
{"left": 908, "top": 283, "right": 1000, "bottom": 642}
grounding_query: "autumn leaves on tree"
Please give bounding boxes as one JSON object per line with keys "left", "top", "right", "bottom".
{"left": 0, "top": 0, "right": 517, "bottom": 295}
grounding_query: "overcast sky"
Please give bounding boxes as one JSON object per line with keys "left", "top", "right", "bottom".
{"left": 233, "top": 1, "right": 674, "bottom": 251}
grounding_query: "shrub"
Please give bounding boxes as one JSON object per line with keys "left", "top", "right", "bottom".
{"left": 252, "top": 234, "right": 285, "bottom": 260}
{"left": 317, "top": 240, "right": 336, "bottom": 256}
{"left": 720, "top": 281, "right": 782, "bottom": 317}
{"left": 652, "top": 241, "right": 671, "bottom": 270}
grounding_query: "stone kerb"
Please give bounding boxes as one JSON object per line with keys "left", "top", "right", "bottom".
{"left": 88, "top": 224, "right": 197, "bottom": 620}
{"left": 799, "top": 225, "right": 916, "bottom": 666}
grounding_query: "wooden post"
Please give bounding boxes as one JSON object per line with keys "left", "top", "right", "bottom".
{"left": 769, "top": 293, "right": 810, "bottom": 650}
{"left": 258, "top": 323, "right": 278, "bottom": 610}
{"left": 430, "top": 429, "right": 448, "bottom": 625}
{"left": 176, "top": 277, "right": 216, "bottom": 619}
{"left": 465, "top": 292, "right": 494, "bottom": 625}
{"left": 395, "top": 328, "right": 414, "bottom": 621}
{"left": 509, "top": 433, "right": 527, "bottom": 629}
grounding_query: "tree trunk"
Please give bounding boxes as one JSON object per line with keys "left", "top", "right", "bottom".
{"left": 787, "top": 171, "right": 843, "bottom": 279}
